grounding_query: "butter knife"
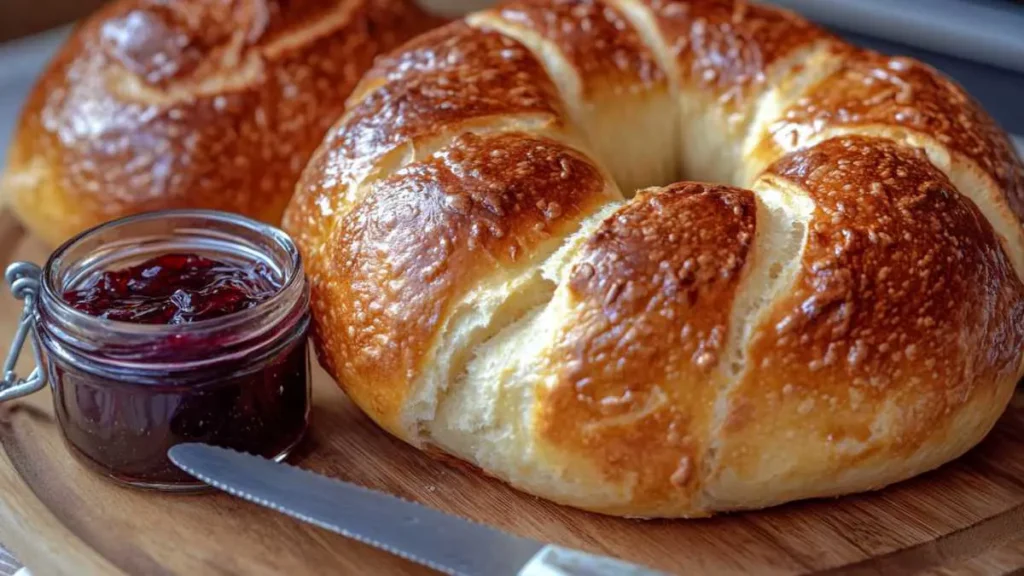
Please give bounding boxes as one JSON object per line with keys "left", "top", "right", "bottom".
{"left": 168, "top": 443, "right": 667, "bottom": 576}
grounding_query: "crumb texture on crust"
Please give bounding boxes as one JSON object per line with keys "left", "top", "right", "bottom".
{"left": 286, "top": 0, "right": 1024, "bottom": 517}
{"left": 314, "top": 131, "right": 616, "bottom": 435}
{"left": 709, "top": 136, "right": 1024, "bottom": 509}
{"left": 283, "top": 20, "right": 569, "bottom": 279}
{"left": 764, "top": 51, "right": 1024, "bottom": 220}
{"left": 2, "top": 0, "right": 439, "bottom": 246}
{"left": 538, "top": 183, "right": 755, "bottom": 516}
{"left": 636, "top": 0, "right": 831, "bottom": 106}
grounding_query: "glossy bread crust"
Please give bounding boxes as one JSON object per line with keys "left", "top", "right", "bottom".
{"left": 287, "top": 0, "right": 1024, "bottom": 517}
{"left": 282, "top": 21, "right": 569, "bottom": 281}
{"left": 713, "top": 136, "right": 1024, "bottom": 509}
{"left": 317, "top": 131, "right": 616, "bottom": 435}
{"left": 488, "top": 0, "right": 665, "bottom": 97}
{"left": 762, "top": 50, "right": 1024, "bottom": 220}
{"left": 1, "top": 0, "right": 439, "bottom": 246}
{"left": 540, "top": 184, "right": 755, "bottom": 516}
{"left": 639, "top": 0, "right": 832, "bottom": 106}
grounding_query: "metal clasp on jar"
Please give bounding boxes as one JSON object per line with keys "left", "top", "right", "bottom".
{"left": 0, "top": 262, "right": 46, "bottom": 401}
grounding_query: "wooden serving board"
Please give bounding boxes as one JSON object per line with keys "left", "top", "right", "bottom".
{"left": 1, "top": 214, "right": 1024, "bottom": 576}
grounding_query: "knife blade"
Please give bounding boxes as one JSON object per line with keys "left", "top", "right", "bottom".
{"left": 168, "top": 443, "right": 668, "bottom": 576}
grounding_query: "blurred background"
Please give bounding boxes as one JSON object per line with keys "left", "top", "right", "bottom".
{"left": 0, "top": 0, "right": 106, "bottom": 43}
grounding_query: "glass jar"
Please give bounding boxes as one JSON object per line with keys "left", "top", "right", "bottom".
{"left": 1, "top": 210, "right": 311, "bottom": 490}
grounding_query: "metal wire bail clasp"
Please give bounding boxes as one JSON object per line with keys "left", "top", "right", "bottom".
{"left": 0, "top": 262, "right": 46, "bottom": 402}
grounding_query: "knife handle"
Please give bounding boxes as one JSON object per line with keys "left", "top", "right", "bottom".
{"left": 518, "top": 544, "right": 669, "bottom": 576}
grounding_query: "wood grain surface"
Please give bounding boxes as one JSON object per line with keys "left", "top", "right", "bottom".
{"left": 0, "top": 219, "right": 1023, "bottom": 576}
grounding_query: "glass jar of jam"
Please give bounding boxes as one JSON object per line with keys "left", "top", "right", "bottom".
{"left": 1, "top": 210, "right": 311, "bottom": 490}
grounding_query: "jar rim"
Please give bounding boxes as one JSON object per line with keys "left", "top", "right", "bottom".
{"left": 40, "top": 209, "right": 304, "bottom": 338}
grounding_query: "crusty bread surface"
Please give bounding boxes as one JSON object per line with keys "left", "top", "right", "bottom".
{"left": 284, "top": 0, "right": 1024, "bottom": 518}
{"left": 1, "top": 0, "right": 439, "bottom": 246}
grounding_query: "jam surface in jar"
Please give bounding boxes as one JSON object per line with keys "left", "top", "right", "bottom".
{"left": 46, "top": 250, "right": 310, "bottom": 489}
{"left": 63, "top": 253, "right": 279, "bottom": 324}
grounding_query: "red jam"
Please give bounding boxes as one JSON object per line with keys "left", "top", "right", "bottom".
{"left": 43, "top": 247, "right": 310, "bottom": 489}
{"left": 62, "top": 253, "right": 279, "bottom": 324}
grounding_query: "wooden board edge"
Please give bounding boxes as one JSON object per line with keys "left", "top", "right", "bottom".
{"left": 0, "top": 444, "right": 125, "bottom": 576}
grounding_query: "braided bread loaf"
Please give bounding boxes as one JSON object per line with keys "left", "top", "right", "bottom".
{"left": 284, "top": 0, "right": 1024, "bottom": 517}
{"left": 1, "top": 0, "right": 438, "bottom": 246}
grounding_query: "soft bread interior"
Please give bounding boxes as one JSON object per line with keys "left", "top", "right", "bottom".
{"left": 716, "top": 177, "right": 814, "bottom": 382}
{"left": 740, "top": 40, "right": 845, "bottom": 183}
{"left": 395, "top": 129, "right": 624, "bottom": 439}
{"left": 467, "top": 14, "right": 679, "bottom": 196}
{"left": 701, "top": 176, "right": 814, "bottom": 507}
{"left": 425, "top": 202, "right": 628, "bottom": 504}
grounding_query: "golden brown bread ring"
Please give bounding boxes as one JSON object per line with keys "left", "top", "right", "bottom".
{"left": 1, "top": 0, "right": 439, "bottom": 246}
{"left": 285, "top": 0, "right": 1024, "bottom": 516}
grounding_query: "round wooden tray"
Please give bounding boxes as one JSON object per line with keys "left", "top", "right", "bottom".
{"left": 2, "top": 214, "right": 1024, "bottom": 576}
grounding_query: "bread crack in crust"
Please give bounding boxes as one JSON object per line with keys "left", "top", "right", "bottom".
{"left": 284, "top": 0, "right": 1024, "bottom": 516}
{"left": 2, "top": 0, "right": 441, "bottom": 246}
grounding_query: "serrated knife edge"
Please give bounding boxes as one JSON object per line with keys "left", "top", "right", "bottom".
{"left": 168, "top": 443, "right": 668, "bottom": 576}
{"left": 170, "top": 449, "right": 456, "bottom": 574}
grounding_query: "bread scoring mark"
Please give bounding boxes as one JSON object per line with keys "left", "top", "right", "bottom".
{"left": 484, "top": 0, "right": 665, "bottom": 97}
{"left": 767, "top": 50, "right": 1024, "bottom": 223}
{"left": 9, "top": 0, "right": 436, "bottom": 246}
{"left": 607, "top": 0, "right": 681, "bottom": 89}
{"left": 639, "top": 0, "right": 830, "bottom": 109}
{"left": 409, "top": 269, "right": 558, "bottom": 441}
{"left": 739, "top": 38, "right": 844, "bottom": 182}
{"left": 100, "top": 0, "right": 365, "bottom": 104}
{"left": 539, "top": 183, "right": 756, "bottom": 513}
{"left": 317, "top": 132, "right": 614, "bottom": 434}
{"left": 262, "top": 0, "right": 360, "bottom": 58}
{"left": 317, "top": 23, "right": 567, "bottom": 194}
{"left": 706, "top": 136, "right": 1024, "bottom": 509}
{"left": 700, "top": 174, "right": 812, "bottom": 505}
{"left": 107, "top": 53, "right": 266, "bottom": 105}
